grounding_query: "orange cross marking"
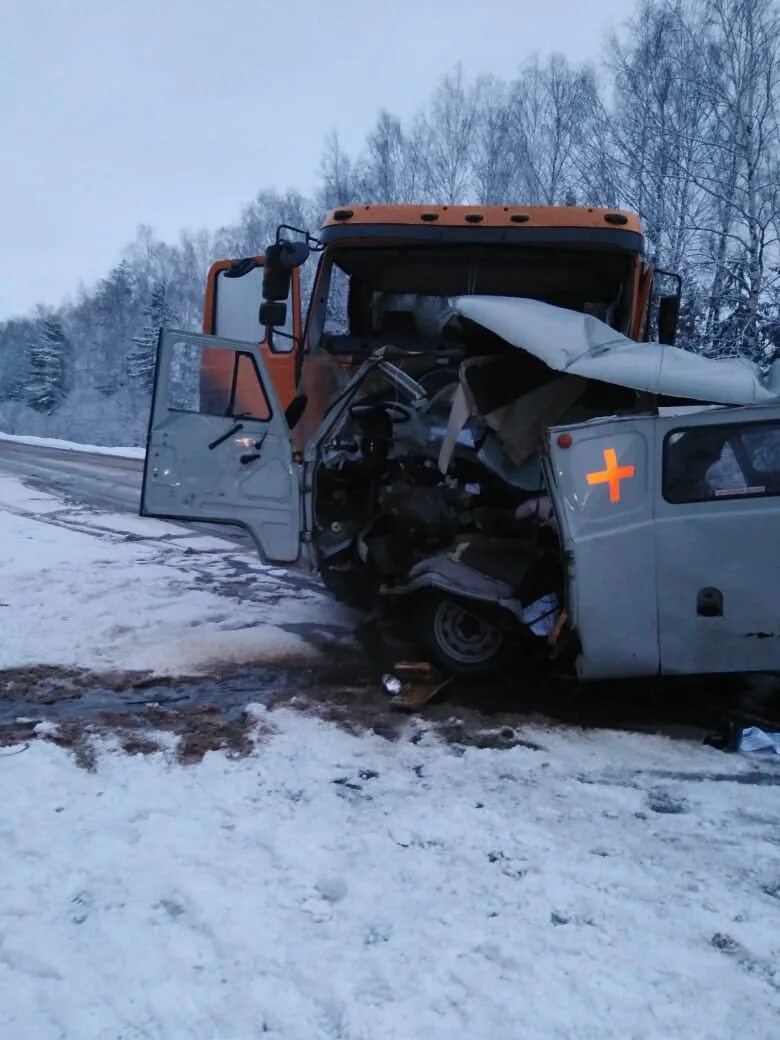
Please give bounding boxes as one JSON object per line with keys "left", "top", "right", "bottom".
{"left": 586, "top": 448, "right": 635, "bottom": 503}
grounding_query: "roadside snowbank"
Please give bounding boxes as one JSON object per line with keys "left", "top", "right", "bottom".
{"left": 0, "top": 473, "right": 350, "bottom": 675}
{"left": 1, "top": 713, "right": 778, "bottom": 1040}
{"left": 0, "top": 430, "right": 145, "bottom": 459}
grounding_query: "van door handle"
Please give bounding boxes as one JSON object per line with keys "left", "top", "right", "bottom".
{"left": 209, "top": 423, "right": 244, "bottom": 450}
{"left": 697, "top": 587, "right": 723, "bottom": 617}
{"left": 240, "top": 453, "right": 261, "bottom": 465}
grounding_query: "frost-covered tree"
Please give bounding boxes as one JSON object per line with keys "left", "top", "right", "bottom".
{"left": 606, "top": 0, "right": 780, "bottom": 358}
{"left": 319, "top": 132, "right": 365, "bottom": 208}
{"left": 93, "top": 259, "right": 137, "bottom": 396}
{"left": 695, "top": 0, "right": 780, "bottom": 358}
{"left": 472, "top": 76, "right": 523, "bottom": 205}
{"left": 419, "top": 65, "right": 479, "bottom": 203}
{"left": 606, "top": 1, "right": 707, "bottom": 263}
{"left": 27, "top": 317, "right": 71, "bottom": 414}
{"left": 128, "top": 280, "right": 177, "bottom": 392}
{"left": 0, "top": 318, "right": 33, "bottom": 403}
{"left": 509, "top": 55, "right": 600, "bottom": 206}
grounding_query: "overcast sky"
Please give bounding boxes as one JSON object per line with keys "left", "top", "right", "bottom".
{"left": 0, "top": 0, "right": 628, "bottom": 320}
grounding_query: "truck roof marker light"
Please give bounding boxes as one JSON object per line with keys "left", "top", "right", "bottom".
{"left": 557, "top": 433, "right": 573, "bottom": 449}
{"left": 465, "top": 213, "right": 484, "bottom": 223}
{"left": 605, "top": 213, "right": 629, "bottom": 225}
{"left": 511, "top": 214, "right": 530, "bottom": 223}
{"left": 420, "top": 212, "right": 439, "bottom": 222}
{"left": 333, "top": 209, "right": 354, "bottom": 221}
{"left": 586, "top": 448, "right": 635, "bottom": 503}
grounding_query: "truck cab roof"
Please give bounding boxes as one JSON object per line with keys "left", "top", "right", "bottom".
{"left": 320, "top": 205, "right": 644, "bottom": 254}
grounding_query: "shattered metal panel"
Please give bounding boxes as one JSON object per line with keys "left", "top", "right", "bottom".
{"left": 455, "top": 296, "right": 780, "bottom": 406}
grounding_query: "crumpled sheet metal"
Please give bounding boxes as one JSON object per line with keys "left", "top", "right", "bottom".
{"left": 454, "top": 295, "right": 780, "bottom": 406}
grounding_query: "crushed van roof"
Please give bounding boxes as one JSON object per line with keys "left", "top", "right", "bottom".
{"left": 455, "top": 296, "right": 780, "bottom": 406}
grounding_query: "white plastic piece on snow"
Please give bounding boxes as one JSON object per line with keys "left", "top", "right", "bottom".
{"left": 382, "top": 674, "right": 404, "bottom": 697}
{"left": 33, "top": 720, "right": 59, "bottom": 738}
{"left": 738, "top": 726, "right": 780, "bottom": 755}
{"left": 245, "top": 702, "right": 269, "bottom": 720}
{"left": 521, "top": 594, "right": 560, "bottom": 638}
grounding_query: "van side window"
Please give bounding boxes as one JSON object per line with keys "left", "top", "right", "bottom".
{"left": 663, "top": 421, "right": 780, "bottom": 503}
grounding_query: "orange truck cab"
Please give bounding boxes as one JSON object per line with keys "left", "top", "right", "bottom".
{"left": 201, "top": 205, "right": 679, "bottom": 447}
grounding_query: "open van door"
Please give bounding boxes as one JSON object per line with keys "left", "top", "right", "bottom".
{"left": 141, "top": 329, "right": 300, "bottom": 562}
{"left": 203, "top": 257, "right": 302, "bottom": 409}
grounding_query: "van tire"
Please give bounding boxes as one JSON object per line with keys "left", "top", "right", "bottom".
{"left": 418, "top": 594, "right": 507, "bottom": 676}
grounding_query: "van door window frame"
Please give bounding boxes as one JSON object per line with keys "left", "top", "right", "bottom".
{"left": 662, "top": 418, "right": 780, "bottom": 504}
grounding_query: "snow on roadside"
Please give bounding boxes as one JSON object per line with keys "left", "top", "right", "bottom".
{"left": 0, "top": 430, "right": 145, "bottom": 459}
{"left": 0, "top": 473, "right": 350, "bottom": 675}
{"left": 1, "top": 712, "right": 778, "bottom": 1040}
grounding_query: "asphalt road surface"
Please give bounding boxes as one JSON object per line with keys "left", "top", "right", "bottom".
{"left": 0, "top": 439, "right": 251, "bottom": 547}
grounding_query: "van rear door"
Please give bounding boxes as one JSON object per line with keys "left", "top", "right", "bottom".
{"left": 655, "top": 405, "right": 780, "bottom": 674}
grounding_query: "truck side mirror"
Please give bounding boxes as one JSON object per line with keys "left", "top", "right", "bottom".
{"left": 658, "top": 294, "right": 680, "bottom": 345}
{"left": 259, "top": 301, "right": 288, "bottom": 328}
{"left": 262, "top": 241, "right": 310, "bottom": 301}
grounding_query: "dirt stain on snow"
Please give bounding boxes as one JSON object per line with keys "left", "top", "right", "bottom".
{"left": 2, "top": 656, "right": 780, "bottom": 769}
{"left": 0, "top": 657, "right": 367, "bottom": 764}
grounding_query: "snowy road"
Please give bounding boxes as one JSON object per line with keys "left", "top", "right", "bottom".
{"left": 0, "top": 436, "right": 253, "bottom": 548}
{"left": 0, "top": 436, "right": 145, "bottom": 513}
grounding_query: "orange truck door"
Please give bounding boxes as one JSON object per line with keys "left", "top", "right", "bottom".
{"left": 202, "top": 258, "right": 302, "bottom": 410}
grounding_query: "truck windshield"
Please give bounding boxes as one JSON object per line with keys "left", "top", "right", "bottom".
{"left": 311, "top": 243, "right": 637, "bottom": 350}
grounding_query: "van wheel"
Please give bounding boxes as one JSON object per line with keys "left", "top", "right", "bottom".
{"left": 419, "top": 595, "right": 506, "bottom": 676}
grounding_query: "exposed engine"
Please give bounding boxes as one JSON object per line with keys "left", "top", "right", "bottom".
{"left": 307, "top": 347, "right": 567, "bottom": 674}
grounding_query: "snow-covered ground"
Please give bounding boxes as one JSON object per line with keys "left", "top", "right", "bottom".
{"left": 2, "top": 711, "right": 778, "bottom": 1039}
{"left": 0, "top": 473, "right": 349, "bottom": 675}
{"left": 1, "top": 469, "right": 779, "bottom": 1039}
{"left": 0, "top": 430, "right": 146, "bottom": 459}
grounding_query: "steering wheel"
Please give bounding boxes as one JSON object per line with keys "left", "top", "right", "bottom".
{"left": 349, "top": 401, "right": 412, "bottom": 424}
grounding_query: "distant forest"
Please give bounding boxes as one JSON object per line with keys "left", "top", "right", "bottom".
{"left": 1, "top": 0, "right": 779, "bottom": 444}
